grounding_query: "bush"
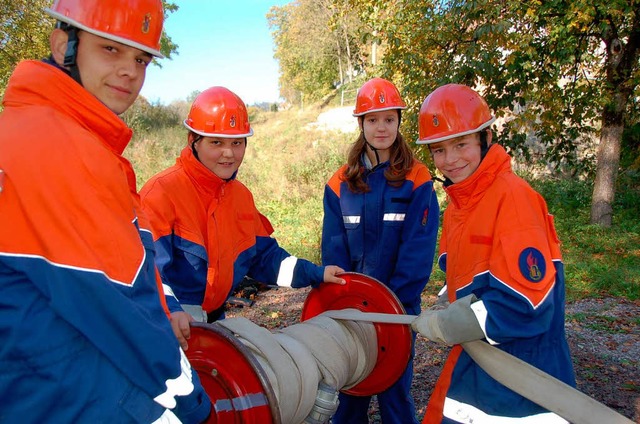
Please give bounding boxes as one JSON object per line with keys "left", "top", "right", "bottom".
{"left": 122, "top": 97, "right": 182, "bottom": 133}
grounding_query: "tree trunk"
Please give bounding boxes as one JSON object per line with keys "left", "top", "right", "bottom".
{"left": 337, "top": 43, "right": 344, "bottom": 85}
{"left": 343, "top": 26, "right": 353, "bottom": 83}
{"left": 590, "top": 120, "right": 622, "bottom": 227}
{"left": 372, "top": 42, "right": 377, "bottom": 66}
{"left": 590, "top": 9, "right": 640, "bottom": 227}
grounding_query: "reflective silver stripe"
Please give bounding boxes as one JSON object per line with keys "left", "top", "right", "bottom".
{"left": 276, "top": 256, "right": 297, "bottom": 287}
{"left": 154, "top": 349, "right": 195, "bottom": 409}
{"left": 443, "top": 397, "right": 569, "bottom": 424}
{"left": 214, "top": 393, "right": 269, "bottom": 412}
{"left": 181, "top": 304, "right": 207, "bottom": 323}
{"left": 151, "top": 409, "right": 181, "bottom": 424}
{"left": 343, "top": 216, "right": 360, "bottom": 224}
{"left": 383, "top": 213, "right": 405, "bottom": 222}
{"left": 162, "top": 283, "right": 176, "bottom": 297}
{"left": 470, "top": 300, "right": 499, "bottom": 345}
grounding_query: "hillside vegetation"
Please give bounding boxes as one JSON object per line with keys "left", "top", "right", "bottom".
{"left": 124, "top": 103, "right": 640, "bottom": 302}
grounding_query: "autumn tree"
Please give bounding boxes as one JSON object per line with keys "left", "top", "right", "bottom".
{"left": 268, "top": 0, "right": 365, "bottom": 105}
{"left": 353, "top": 0, "right": 639, "bottom": 227}
{"left": 0, "top": 0, "right": 51, "bottom": 99}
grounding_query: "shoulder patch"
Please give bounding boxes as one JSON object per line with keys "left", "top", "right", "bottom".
{"left": 406, "top": 160, "right": 433, "bottom": 189}
{"left": 518, "top": 247, "right": 546, "bottom": 283}
{"left": 327, "top": 164, "right": 348, "bottom": 197}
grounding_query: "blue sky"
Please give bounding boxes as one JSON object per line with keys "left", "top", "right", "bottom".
{"left": 140, "top": 1, "right": 290, "bottom": 105}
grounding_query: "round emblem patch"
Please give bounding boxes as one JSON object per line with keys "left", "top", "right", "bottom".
{"left": 518, "top": 247, "right": 546, "bottom": 283}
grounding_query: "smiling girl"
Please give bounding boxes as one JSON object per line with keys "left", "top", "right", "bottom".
{"left": 140, "top": 86, "right": 345, "bottom": 349}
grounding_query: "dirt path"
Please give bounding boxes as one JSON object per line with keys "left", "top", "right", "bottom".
{"left": 305, "top": 106, "right": 358, "bottom": 133}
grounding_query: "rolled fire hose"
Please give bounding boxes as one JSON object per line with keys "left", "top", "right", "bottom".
{"left": 217, "top": 313, "right": 378, "bottom": 424}
{"left": 323, "top": 309, "right": 634, "bottom": 424}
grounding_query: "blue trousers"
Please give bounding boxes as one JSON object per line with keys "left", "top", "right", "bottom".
{"left": 331, "top": 337, "right": 419, "bottom": 424}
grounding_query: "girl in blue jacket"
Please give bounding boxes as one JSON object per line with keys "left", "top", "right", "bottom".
{"left": 322, "top": 78, "right": 440, "bottom": 424}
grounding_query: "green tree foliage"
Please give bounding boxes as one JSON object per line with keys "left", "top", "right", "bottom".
{"left": 122, "top": 96, "right": 182, "bottom": 134}
{"left": 268, "top": 0, "right": 365, "bottom": 105}
{"left": 0, "top": 0, "right": 51, "bottom": 99}
{"left": 349, "top": 0, "right": 639, "bottom": 227}
{"left": 1, "top": 1, "right": 180, "bottom": 100}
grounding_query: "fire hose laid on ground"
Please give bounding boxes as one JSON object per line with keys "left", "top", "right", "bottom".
{"left": 185, "top": 272, "right": 634, "bottom": 424}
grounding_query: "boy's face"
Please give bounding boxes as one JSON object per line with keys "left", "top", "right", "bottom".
{"left": 192, "top": 136, "right": 246, "bottom": 180}
{"left": 361, "top": 110, "right": 399, "bottom": 162}
{"left": 429, "top": 133, "right": 483, "bottom": 184}
{"left": 72, "top": 31, "right": 152, "bottom": 115}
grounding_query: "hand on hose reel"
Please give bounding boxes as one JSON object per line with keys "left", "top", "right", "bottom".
{"left": 411, "top": 294, "right": 485, "bottom": 345}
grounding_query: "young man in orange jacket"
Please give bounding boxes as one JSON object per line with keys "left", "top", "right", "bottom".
{"left": 0, "top": 1, "right": 210, "bottom": 422}
{"left": 412, "top": 84, "right": 575, "bottom": 423}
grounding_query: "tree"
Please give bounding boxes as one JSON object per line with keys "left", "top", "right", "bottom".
{"left": 356, "top": 0, "right": 639, "bottom": 227}
{"left": 1, "top": 1, "right": 180, "bottom": 101}
{"left": 268, "top": 2, "right": 336, "bottom": 104}
{"left": 268, "top": 0, "right": 366, "bottom": 105}
{"left": 0, "top": 0, "right": 51, "bottom": 99}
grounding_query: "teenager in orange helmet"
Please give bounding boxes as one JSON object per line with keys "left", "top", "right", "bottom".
{"left": 0, "top": 1, "right": 211, "bottom": 422}
{"left": 412, "top": 84, "right": 575, "bottom": 423}
{"left": 322, "top": 77, "right": 440, "bottom": 424}
{"left": 140, "top": 86, "right": 345, "bottom": 347}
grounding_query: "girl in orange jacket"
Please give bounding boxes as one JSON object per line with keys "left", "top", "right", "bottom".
{"left": 140, "top": 87, "right": 344, "bottom": 346}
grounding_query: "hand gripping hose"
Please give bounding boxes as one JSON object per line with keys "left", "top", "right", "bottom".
{"left": 322, "top": 310, "right": 634, "bottom": 424}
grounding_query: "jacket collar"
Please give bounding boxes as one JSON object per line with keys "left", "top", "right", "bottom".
{"left": 443, "top": 144, "right": 512, "bottom": 209}
{"left": 177, "top": 147, "right": 230, "bottom": 196}
{"left": 3, "top": 60, "right": 133, "bottom": 155}
{"left": 361, "top": 152, "right": 389, "bottom": 172}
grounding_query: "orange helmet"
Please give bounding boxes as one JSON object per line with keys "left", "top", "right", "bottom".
{"left": 417, "top": 84, "right": 496, "bottom": 145}
{"left": 353, "top": 77, "right": 406, "bottom": 117}
{"left": 184, "top": 87, "right": 254, "bottom": 138}
{"left": 45, "top": 0, "right": 164, "bottom": 58}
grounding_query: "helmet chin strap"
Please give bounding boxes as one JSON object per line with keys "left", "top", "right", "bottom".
{"left": 191, "top": 135, "right": 202, "bottom": 160}
{"left": 364, "top": 138, "right": 382, "bottom": 167}
{"left": 480, "top": 130, "right": 491, "bottom": 160}
{"left": 59, "top": 23, "right": 82, "bottom": 85}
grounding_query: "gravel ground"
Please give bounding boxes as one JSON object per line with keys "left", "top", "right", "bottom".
{"left": 225, "top": 286, "right": 639, "bottom": 423}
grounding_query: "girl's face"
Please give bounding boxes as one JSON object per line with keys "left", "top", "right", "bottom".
{"left": 429, "top": 133, "right": 486, "bottom": 184}
{"left": 361, "top": 110, "right": 399, "bottom": 163}
{"left": 192, "top": 136, "right": 246, "bottom": 180}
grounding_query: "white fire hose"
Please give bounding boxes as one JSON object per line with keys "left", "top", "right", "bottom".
{"left": 322, "top": 309, "right": 634, "bottom": 424}
{"left": 217, "top": 312, "right": 379, "bottom": 424}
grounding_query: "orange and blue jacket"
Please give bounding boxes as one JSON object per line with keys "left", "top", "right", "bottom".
{"left": 0, "top": 60, "right": 210, "bottom": 423}
{"left": 140, "top": 147, "right": 326, "bottom": 314}
{"left": 424, "top": 144, "right": 575, "bottom": 423}
{"left": 322, "top": 158, "right": 439, "bottom": 313}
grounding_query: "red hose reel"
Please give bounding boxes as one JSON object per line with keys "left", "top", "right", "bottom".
{"left": 185, "top": 272, "right": 412, "bottom": 423}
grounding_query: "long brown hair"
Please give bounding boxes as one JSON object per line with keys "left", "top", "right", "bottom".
{"left": 343, "top": 112, "right": 415, "bottom": 193}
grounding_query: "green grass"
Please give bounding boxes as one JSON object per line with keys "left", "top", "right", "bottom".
{"left": 125, "top": 106, "right": 640, "bottom": 303}
{"left": 531, "top": 178, "right": 640, "bottom": 301}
